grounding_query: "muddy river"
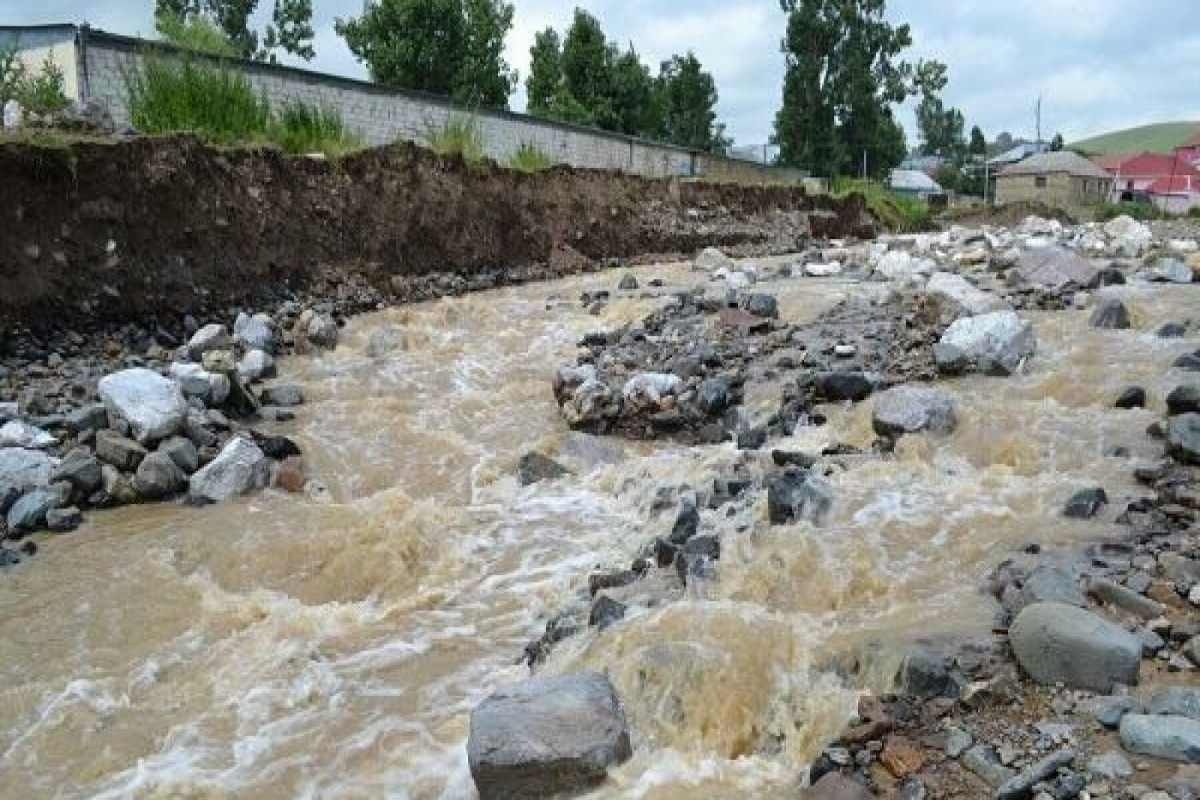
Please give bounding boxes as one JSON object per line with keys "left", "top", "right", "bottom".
{"left": 0, "top": 260, "right": 1196, "bottom": 798}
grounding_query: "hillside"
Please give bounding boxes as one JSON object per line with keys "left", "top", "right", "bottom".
{"left": 1072, "top": 121, "right": 1200, "bottom": 155}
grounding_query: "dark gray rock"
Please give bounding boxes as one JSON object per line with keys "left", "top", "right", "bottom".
{"left": 1022, "top": 567, "right": 1087, "bottom": 608}
{"left": 65, "top": 404, "right": 109, "bottom": 434}
{"left": 158, "top": 437, "right": 200, "bottom": 474}
{"left": 133, "top": 452, "right": 187, "bottom": 499}
{"left": 45, "top": 506, "right": 82, "bottom": 532}
{"left": 1168, "top": 413, "right": 1200, "bottom": 465}
{"left": 1119, "top": 714, "right": 1200, "bottom": 763}
{"left": 1176, "top": 350, "right": 1200, "bottom": 371}
{"left": 50, "top": 451, "right": 103, "bottom": 495}
{"left": 1168, "top": 385, "right": 1200, "bottom": 416}
{"left": 6, "top": 489, "right": 60, "bottom": 533}
{"left": 260, "top": 384, "right": 304, "bottom": 408}
{"left": 696, "top": 378, "right": 730, "bottom": 414}
{"left": 1089, "top": 299, "right": 1131, "bottom": 329}
{"left": 1159, "top": 321, "right": 1188, "bottom": 338}
{"left": 617, "top": 273, "right": 638, "bottom": 291}
{"left": 767, "top": 470, "right": 833, "bottom": 525}
{"left": 1009, "top": 602, "right": 1141, "bottom": 691}
{"left": 467, "top": 672, "right": 632, "bottom": 800}
{"left": 1064, "top": 487, "right": 1107, "bottom": 519}
{"left": 815, "top": 372, "right": 875, "bottom": 402}
{"left": 995, "top": 748, "right": 1076, "bottom": 800}
{"left": 589, "top": 595, "right": 626, "bottom": 630}
{"left": 669, "top": 502, "right": 699, "bottom": 545}
{"left": 807, "top": 773, "right": 876, "bottom": 799}
{"left": 1149, "top": 687, "right": 1200, "bottom": 722}
{"left": 517, "top": 452, "right": 570, "bottom": 486}
{"left": 739, "top": 293, "right": 779, "bottom": 319}
{"left": 1081, "top": 695, "right": 1139, "bottom": 728}
{"left": 95, "top": 429, "right": 148, "bottom": 472}
{"left": 1087, "top": 577, "right": 1165, "bottom": 619}
{"left": 872, "top": 385, "right": 957, "bottom": 437}
{"left": 1115, "top": 387, "right": 1146, "bottom": 409}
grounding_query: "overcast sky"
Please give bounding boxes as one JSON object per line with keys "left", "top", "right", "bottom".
{"left": 4, "top": 0, "right": 1198, "bottom": 147}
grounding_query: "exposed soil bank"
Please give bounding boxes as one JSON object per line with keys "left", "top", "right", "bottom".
{"left": 0, "top": 136, "right": 873, "bottom": 330}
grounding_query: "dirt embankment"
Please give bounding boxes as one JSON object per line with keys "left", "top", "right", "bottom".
{"left": 0, "top": 136, "right": 873, "bottom": 331}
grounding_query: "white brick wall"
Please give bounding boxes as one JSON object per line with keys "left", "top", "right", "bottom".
{"left": 79, "top": 33, "right": 788, "bottom": 183}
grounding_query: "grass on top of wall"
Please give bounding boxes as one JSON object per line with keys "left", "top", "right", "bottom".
{"left": 428, "top": 118, "right": 486, "bottom": 164}
{"left": 507, "top": 142, "right": 555, "bottom": 173}
{"left": 126, "top": 55, "right": 361, "bottom": 157}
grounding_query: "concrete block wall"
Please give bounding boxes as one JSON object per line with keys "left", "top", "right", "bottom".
{"left": 75, "top": 29, "right": 777, "bottom": 184}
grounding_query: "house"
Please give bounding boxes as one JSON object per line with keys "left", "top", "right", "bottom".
{"left": 1098, "top": 152, "right": 1200, "bottom": 198}
{"left": 1145, "top": 175, "right": 1200, "bottom": 214}
{"left": 993, "top": 150, "right": 1113, "bottom": 211}
{"left": 987, "top": 141, "right": 1049, "bottom": 169}
{"left": 898, "top": 154, "right": 949, "bottom": 176}
{"left": 1174, "top": 131, "right": 1200, "bottom": 167}
{"left": 888, "top": 168, "right": 946, "bottom": 199}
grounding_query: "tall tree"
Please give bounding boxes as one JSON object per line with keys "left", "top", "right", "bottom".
{"left": 154, "top": 0, "right": 314, "bottom": 62}
{"left": 560, "top": 9, "right": 613, "bottom": 127}
{"left": 335, "top": 0, "right": 515, "bottom": 108}
{"left": 526, "top": 28, "right": 563, "bottom": 117}
{"left": 657, "top": 52, "right": 730, "bottom": 152}
{"left": 773, "top": 0, "right": 931, "bottom": 177}
{"left": 607, "top": 46, "right": 655, "bottom": 135}
{"left": 1049, "top": 132, "right": 1064, "bottom": 151}
{"left": 969, "top": 125, "right": 987, "bottom": 157}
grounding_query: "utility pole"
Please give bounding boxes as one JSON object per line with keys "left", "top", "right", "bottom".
{"left": 1035, "top": 97, "right": 1043, "bottom": 146}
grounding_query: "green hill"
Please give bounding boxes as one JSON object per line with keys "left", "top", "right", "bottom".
{"left": 1072, "top": 121, "right": 1200, "bottom": 155}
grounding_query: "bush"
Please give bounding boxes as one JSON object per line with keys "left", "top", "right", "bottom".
{"left": 154, "top": 11, "right": 239, "bottom": 58}
{"left": 127, "top": 54, "right": 270, "bottom": 145}
{"left": 507, "top": 142, "right": 554, "bottom": 172}
{"left": 1189, "top": 206, "right": 1200, "bottom": 220}
{"left": 1092, "top": 201, "right": 1167, "bottom": 222}
{"left": 270, "top": 100, "right": 362, "bottom": 156}
{"left": 429, "top": 118, "right": 485, "bottom": 163}
{"left": 1, "top": 46, "right": 70, "bottom": 116}
{"left": 832, "top": 177, "right": 932, "bottom": 233}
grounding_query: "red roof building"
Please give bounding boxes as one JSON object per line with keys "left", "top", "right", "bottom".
{"left": 1176, "top": 130, "right": 1200, "bottom": 166}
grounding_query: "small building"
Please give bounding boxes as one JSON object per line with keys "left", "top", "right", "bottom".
{"left": 987, "top": 141, "right": 1048, "bottom": 169}
{"left": 1175, "top": 131, "right": 1200, "bottom": 167}
{"left": 994, "top": 151, "right": 1113, "bottom": 212}
{"left": 1145, "top": 174, "right": 1200, "bottom": 214}
{"left": 888, "top": 168, "right": 945, "bottom": 199}
{"left": 898, "top": 154, "right": 948, "bottom": 176}
{"left": 1097, "top": 151, "right": 1200, "bottom": 199}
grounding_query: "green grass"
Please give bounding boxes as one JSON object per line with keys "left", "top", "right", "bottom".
{"left": 507, "top": 142, "right": 554, "bottom": 172}
{"left": 1072, "top": 121, "right": 1200, "bottom": 155}
{"left": 270, "top": 100, "right": 363, "bottom": 156}
{"left": 1090, "top": 200, "right": 1168, "bottom": 222}
{"left": 154, "top": 11, "right": 239, "bottom": 58}
{"left": 1, "top": 46, "right": 70, "bottom": 115}
{"left": 428, "top": 118, "right": 485, "bottom": 163}
{"left": 832, "top": 177, "right": 932, "bottom": 232}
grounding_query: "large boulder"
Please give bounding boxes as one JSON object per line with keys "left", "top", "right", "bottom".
{"left": 188, "top": 436, "right": 270, "bottom": 504}
{"left": 467, "top": 672, "right": 632, "bottom": 800}
{"left": 1147, "top": 257, "right": 1195, "bottom": 284}
{"left": 0, "top": 447, "right": 59, "bottom": 492}
{"left": 1014, "top": 246, "right": 1100, "bottom": 289}
{"left": 934, "top": 311, "right": 1037, "bottom": 376}
{"left": 767, "top": 470, "right": 834, "bottom": 525}
{"left": 875, "top": 250, "right": 935, "bottom": 283}
{"left": 1167, "top": 386, "right": 1200, "bottom": 416}
{"left": 622, "top": 373, "right": 683, "bottom": 412}
{"left": 1119, "top": 714, "right": 1200, "bottom": 763}
{"left": 237, "top": 349, "right": 276, "bottom": 384}
{"left": 556, "top": 367, "right": 622, "bottom": 428}
{"left": 233, "top": 312, "right": 276, "bottom": 352}
{"left": 1103, "top": 215, "right": 1153, "bottom": 257}
{"left": 50, "top": 451, "right": 103, "bottom": 495}
{"left": 6, "top": 488, "right": 61, "bottom": 533}
{"left": 95, "top": 430, "right": 148, "bottom": 472}
{"left": 1009, "top": 602, "right": 1141, "bottom": 692}
{"left": 872, "top": 385, "right": 957, "bottom": 437}
{"left": 694, "top": 247, "right": 736, "bottom": 272}
{"left": 98, "top": 368, "right": 188, "bottom": 444}
{"left": 186, "top": 323, "right": 231, "bottom": 360}
{"left": 1168, "top": 413, "right": 1200, "bottom": 465}
{"left": 925, "top": 272, "right": 1009, "bottom": 322}
{"left": 0, "top": 420, "right": 55, "bottom": 449}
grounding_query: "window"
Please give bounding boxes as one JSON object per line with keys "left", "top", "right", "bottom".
{"left": 1035, "top": 176, "right": 1047, "bottom": 188}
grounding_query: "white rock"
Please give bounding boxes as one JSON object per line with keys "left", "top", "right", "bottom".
{"left": 186, "top": 324, "right": 231, "bottom": 360}
{"left": 98, "top": 368, "right": 189, "bottom": 444}
{"left": 0, "top": 448, "right": 60, "bottom": 491}
{"left": 237, "top": 349, "right": 276, "bottom": 383}
{"left": 935, "top": 311, "right": 1037, "bottom": 376}
{"left": 1168, "top": 239, "right": 1199, "bottom": 255}
{"left": 805, "top": 262, "right": 843, "bottom": 277}
{"left": 188, "top": 436, "right": 270, "bottom": 504}
{"left": 3, "top": 99, "right": 21, "bottom": 130}
{"left": 168, "top": 362, "right": 229, "bottom": 406}
{"left": 875, "top": 250, "right": 935, "bottom": 282}
{"left": 622, "top": 373, "right": 683, "bottom": 411}
{"left": 1018, "top": 215, "right": 1064, "bottom": 238}
{"left": 926, "top": 272, "right": 1010, "bottom": 321}
{"left": 872, "top": 385, "right": 958, "bottom": 437}
{"left": 0, "top": 421, "right": 56, "bottom": 450}
{"left": 233, "top": 312, "right": 276, "bottom": 352}
{"left": 694, "top": 247, "right": 736, "bottom": 272}
{"left": 1103, "top": 215, "right": 1153, "bottom": 257}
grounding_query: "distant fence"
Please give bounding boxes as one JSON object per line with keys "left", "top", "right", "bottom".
{"left": 1, "top": 24, "right": 808, "bottom": 186}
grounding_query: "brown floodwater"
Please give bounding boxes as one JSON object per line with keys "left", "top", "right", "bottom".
{"left": 0, "top": 261, "right": 1196, "bottom": 799}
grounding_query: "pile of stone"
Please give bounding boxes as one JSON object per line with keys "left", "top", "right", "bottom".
{"left": 0, "top": 305, "right": 341, "bottom": 567}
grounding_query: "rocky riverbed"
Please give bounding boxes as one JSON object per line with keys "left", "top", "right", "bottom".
{"left": 0, "top": 213, "right": 1198, "bottom": 799}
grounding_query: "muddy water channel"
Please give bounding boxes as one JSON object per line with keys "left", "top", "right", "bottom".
{"left": 0, "top": 262, "right": 1196, "bottom": 799}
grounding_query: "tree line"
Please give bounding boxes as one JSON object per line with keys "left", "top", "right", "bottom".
{"left": 155, "top": 0, "right": 1010, "bottom": 180}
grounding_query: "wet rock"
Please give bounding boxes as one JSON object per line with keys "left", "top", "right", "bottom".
{"left": 98, "top": 368, "right": 188, "bottom": 444}
{"left": 806, "top": 773, "right": 876, "bottom": 799}
{"left": 935, "top": 311, "right": 1036, "bottom": 376}
{"left": 95, "top": 430, "right": 148, "bottom": 472}
{"left": 1022, "top": 567, "right": 1087, "bottom": 608}
{"left": 467, "top": 672, "right": 632, "bottom": 800}
{"left": 0, "top": 448, "right": 59, "bottom": 492}
{"left": 1009, "top": 602, "right": 1141, "bottom": 692}
{"left": 260, "top": 384, "right": 304, "bottom": 407}
{"left": 233, "top": 312, "right": 275, "bottom": 352}
{"left": 50, "top": 451, "right": 103, "bottom": 495}
{"left": 1015, "top": 246, "right": 1100, "bottom": 289}
{"left": 0, "top": 420, "right": 55, "bottom": 449}
{"left": 872, "top": 385, "right": 957, "bottom": 437}
{"left": 926, "top": 271, "right": 1009, "bottom": 321}
{"left": 1087, "top": 750, "right": 1133, "bottom": 779}
{"left": 6, "top": 489, "right": 60, "bottom": 533}
{"left": 1168, "top": 386, "right": 1200, "bottom": 416}
{"left": 589, "top": 595, "right": 626, "bottom": 629}
{"left": 1116, "top": 387, "right": 1146, "bottom": 409}
{"left": 1119, "top": 714, "right": 1200, "bottom": 763}
{"left": 365, "top": 325, "right": 407, "bottom": 358}
{"left": 133, "top": 452, "right": 187, "bottom": 499}
{"left": 188, "top": 436, "right": 269, "bottom": 504}
{"left": 736, "top": 427, "right": 767, "bottom": 450}
{"left": 1089, "top": 299, "right": 1131, "bottom": 330}
{"left": 767, "top": 470, "right": 834, "bottom": 525}
{"left": 555, "top": 366, "right": 622, "bottom": 428}
{"left": 739, "top": 293, "right": 779, "bottom": 319}
{"left": 896, "top": 645, "right": 956, "bottom": 699}
{"left": 300, "top": 310, "right": 339, "bottom": 349}
{"left": 45, "top": 506, "right": 82, "bottom": 532}
{"left": 237, "top": 349, "right": 276, "bottom": 383}
{"left": 995, "top": 748, "right": 1076, "bottom": 800}
{"left": 516, "top": 452, "right": 570, "bottom": 486}
{"left": 1149, "top": 688, "right": 1200, "bottom": 722}
{"left": 1064, "top": 487, "right": 1107, "bottom": 519}
{"left": 158, "top": 437, "right": 200, "bottom": 474}
{"left": 1159, "top": 321, "right": 1188, "bottom": 338}
{"left": 186, "top": 323, "right": 230, "bottom": 359}
{"left": 1087, "top": 577, "right": 1165, "bottom": 619}
{"left": 696, "top": 378, "right": 730, "bottom": 415}
{"left": 1178, "top": 350, "right": 1200, "bottom": 371}
{"left": 669, "top": 502, "right": 699, "bottom": 545}
{"left": 1168, "top": 414, "right": 1200, "bottom": 465}
{"left": 617, "top": 273, "right": 638, "bottom": 291}
{"left": 815, "top": 372, "right": 875, "bottom": 403}
{"left": 622, "top": 373, "right": 682, "bottom": 412}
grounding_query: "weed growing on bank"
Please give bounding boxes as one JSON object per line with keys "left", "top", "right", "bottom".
{"left": 428, "top": 118, "right": 486, "bottom": 163}
{"left": 508, "top": 142, "right": 555, "bottom": 172}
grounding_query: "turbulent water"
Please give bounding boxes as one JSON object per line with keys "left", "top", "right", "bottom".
{"left": 0, "top": 260, "right": 1196, "bottom": 799}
